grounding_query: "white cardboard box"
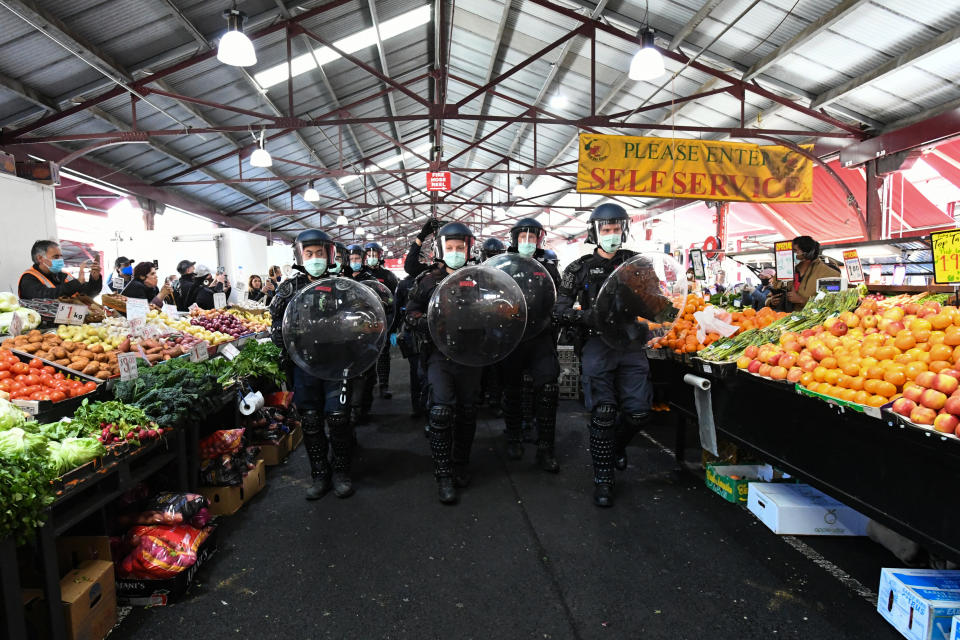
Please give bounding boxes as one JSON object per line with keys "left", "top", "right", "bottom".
{"left": 746, "top": 482, "right": 869, "bottom": 536}
{"left": 876, "top": 568, "right": 960, "bottom": 640}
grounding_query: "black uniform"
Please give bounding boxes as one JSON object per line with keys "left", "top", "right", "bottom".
{"left": 173, "top": 273, "right": 199, "bottom": 311}
{"left": 553, "top": 248, "right": 654, "bottom": 492}
{"left": 406, "top": 264, "right": 483, "bottom": 495}
{"left": 396, "top": 274, "right": 426, "bottom": 417}
{"left": 403, "top": 240, "right": 431, "bottom": 278}
{"left": 497, "top": 248, "right": 562, "bottom": 468}
{"left": 364, "top": 265, "right": 399, "bottom": 393}
{"left": 270, "top": 267, "right": 352, "bottom": 491}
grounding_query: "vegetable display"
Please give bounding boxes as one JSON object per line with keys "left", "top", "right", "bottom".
{"left": 0, "top": 430, "right": 56, "bottom": 544}
{"left": 2, "top": 331, "right": 119, "bottom": 380}
{"left": 206, "top": 340, "right": 285, "bottom": 386}
{"left": 73, "top": 399, "right": 162, "bottom": 445}
{"left": 114, "top": 358, "right": 223, "bottom": 429}
{"left": 0, "top": 348, "right": 99, "bottom": 401}
{"left": 649, "top": 294, "right": 788, "bottom": 354}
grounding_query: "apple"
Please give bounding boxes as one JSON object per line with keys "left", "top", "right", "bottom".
{"left": 885, "top": 320, "right": 906, "bottom": 337}
{"left": 904, "top": 302, "right": 921, "bottom": 316}
{"left": 923, "top": 301, "right": 942, "bottom": 315}
{"left": 902, "top": 385, "right": 925, "bottom": 403}
{"left": 744, "top": 345, "right": 759, "bottom": 359}
{"left": 810, "top": 344, "right": 831, "bottom": 362}
{"left": 787, "top": 367, "right": 803, "bottom": 383}
{"left": 748, "top": 359, "right": 762, "bottom": 374}
{"left": 767, "top": 352, "right": 783, "bottom": 366}
{"left": 782, "top": 340, "right": 801, "bottom": 354}
{"left": 934, "top": 413, "right": 959, "bottom": 434}
{"left": 825, "top": 318, "right": 849, "bottom": 337}
{"left": 801, "top": 359, "right": 818, "bottom": 373}
{"left": 892, "top": 397, "right": 917, "bottom": 417}
{"left": 933, "top": 374, "right": 960, "bottom": 396}
{"left": 910, "top": 406, "right": 937, "bottom": 425}
{"left": 736, "top": 356, "right": 751, "bottom": 369}
{"left": 758, "top": 363, "right": 773, "bottom": 378}
{"left": 779, "top": 353, "right": 798, "bottom": 369}
{"left": 940, "top": 369, "right": 960, "bottom": 380}
{"left": 915, "top": 371, "right": 938, "bottom": 389}
{"left": 800, "top": 329, "right": 817, "bottom": 339}
{"left": 918, "top": 307, "right": 937, "bottom": 319}
{"left": 770, "top": 366, "right": 788, "bottom": 380}
{"left": 944, "top": 396, "right": 960, "bottom": 415}
{"left": 862, "top": 314, "right": 878, "bottom": 329}
{"left": 921, "top": 388, "right": 948, "bottom": 411}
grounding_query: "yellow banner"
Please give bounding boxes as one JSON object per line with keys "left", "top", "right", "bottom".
{"left": 576, "top": 134, "right": 813, "bottom": 203}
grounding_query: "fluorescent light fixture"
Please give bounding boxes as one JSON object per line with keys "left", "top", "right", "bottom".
{"left": 336, "top": 215, "right": 348, "bottom": 225}
{"left": 548, "top": 91, "right": 568, "bottom": 110}
{"left": 355, "top": 226, "right": 365, "bottom": 236}
{"left": 254, "top": 5, "right": 431, "bottom": 88}
{"left": 249, "top": 147, "right": 272, "bottom": 167}
{"left": 217, "top": 8, "right": 257, "bottom": 67}
{"left": 303, "top": 182, "right": 320, "bottom": 202}
{"left": 366, "top": 233, "right": 375, "bottom": 240}
{"left": 629, "top": 28, "right": 664, "bottom": 82}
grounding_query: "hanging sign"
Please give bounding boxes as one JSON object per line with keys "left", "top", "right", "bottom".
{"left": 842, "top": 250, "right": 864, "bottom": 283}
{"left": 576, "top": 134, "right": 813, "bottom": 202}
{"left": 931, "top": 229, "right": 960, "bottom": 284}
{"left": 774, "top": 241, "right": 795, "bottom": 281}
{"left": 426, "top": 172, "right": 451, "bottom": 191}
{"left": 162, "top": 303, "right": 179, "bottom": 318}
{"left": 689, "top": 249, "right": 706, "bottom": 281}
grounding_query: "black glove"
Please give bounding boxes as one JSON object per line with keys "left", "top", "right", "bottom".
{"left": 553, "top": 307, "right": 583, "bottom": 326}
{"left": 417, "top": 218, "right": 442, "bottom": 241}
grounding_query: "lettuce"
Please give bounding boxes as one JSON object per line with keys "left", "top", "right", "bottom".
{"left": 0, "top": 427, "right": 47, "bottom": 459}
{"left": 0, "top": 399, "right": 26, "bottom": 431}
{"left": 46, "top": 438, "right": 105, "bottom": 475}
{"left": 0, "top": 291, "right": 18, "bottom": 312}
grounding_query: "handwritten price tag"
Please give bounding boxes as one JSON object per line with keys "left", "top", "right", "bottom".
{"left": 189, "top": 341, "right": 209, "bottom": 363}
{"left": 128, "top": 317, "right": 145, "bottom": 337}
{"left": 126, "top": 298, "right": 148, "bottom": 320}
{"left": 117, "top": 352, "right": 139, "bottom": 381}
{"left": 932, "top": 229, "right": 960, "bottom": 284}
{"left": 221, "top": 342, "right": 240, "bottom": 361}
{"left": 775, "top": 240, "right": 794, "bottom": 281}
{"left": 188, "top": 303, "right": 200, "bottom": 313}
{"left": 162, "top": 303, "right": 179, "bottom": 318}
{"left": 213, "top": 292, "right": 227, "bottom": 309}
{"left": 8, "top": 312, "right": 23, "bottom": 337}
{"left": 843, "top": 250, "right": 864, "bottom": 283}
{"left": 55, "top": 303, "right": 87, "bottom": 326}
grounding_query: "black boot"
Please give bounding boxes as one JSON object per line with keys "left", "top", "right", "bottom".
{"left": 590, "top": 404, "right": 617, "bottom": 507}
{"left": 520, "top": 373, "right": 536, "bottom": 443}
{"left": 535, "top": 383, "right": 560, "bottom": 473}
{"left": 301, "top": 411, "right": 332, "bottom": 500}
{"left": 615, "top": 413, "right": 649, "bottom": 473}
{"left": 452, "top": 403, "right": 478, "bottom": 489}
{"left": 502, "top": 384, "right": 524, "bottom": 460}
{"left": 429, "top": 405, "right": 457, "bottom": 504}
{"left": 327, "top": 412, "right": 355, "bottom": 498}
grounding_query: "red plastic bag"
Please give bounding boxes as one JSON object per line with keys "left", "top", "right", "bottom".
{"left": 135, "top": 493, "right": 208, "bottom": 525}
{"left": 199, "top": 429, "right": 245, "bottom": 459}
{"left": 119, "top": 524, "right": 213, "bottom": 580}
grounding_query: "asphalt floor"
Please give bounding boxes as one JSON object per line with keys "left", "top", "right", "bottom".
{"left": 110, "top": 356, "right": 904, "bottom": 640}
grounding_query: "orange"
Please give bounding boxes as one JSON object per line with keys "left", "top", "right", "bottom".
{"left": 910, "top": 317, "right": 933, "bottom": 333}
{"left": 841, "top": 361, "right": 860, "bottom": 377}
{"left": 875, "top": 346, "right": 898, "bottom": 361}
{"left": 946, "top": 326, "right": 960, "bottom": 347}
{"left": 930, "top": 360, "right": 952, "bottom": 373}
{"left": 849, "top": 376, "right": 865, "bottom": 391}
{"left": 874, "top": 380, "right": 898, "bottom": 398}
{"left": 905, "top": 361, "right": 928, "bottom": 380}
{"left": 853, "top": 390, "right": 871, "bottom": 405}
{"left": 815, "top": 382, "right": 832, "bottom": 395}
{"left": 894, "top": 353, "right": 915, "bottom": 364}
{"left": 930, "top": 331, "right": 947, "bottom": 345}
{"left": 840, "top": 388, "right": 858, "bottom": 402}
{"left": 906, "top": 348, "right": 930, "bottom": 363}
{"left": 894, "top": 332, "right": 916, "bottom": 351}
{"left": 820, "top": 356, "right": 838, "bottom": 370}
{"left": 861, "top": 344, "right": 878, "bottom": 358}
{"left": 861, "top": 356, "right": 879, "bottom": 369}
{"left": 864, "top": 379, "right": 880, "bottom": 394}
{"left": 800, "top": 372, "right": 815, "bottom": 387}
{"left": 837, "top": 374, "right": 851, "bottom": 389}
{"left": 866, "top": 366, "right": 885, "bottom": 380}
{"left": 813, "top": 366, "right": 828, "bottom": 382}
{"left": 884, "top": 369, "right": 907, "bottom": 387}
{"left": 805, "top": 380, "right": 819, "bottom": 391}
{"left": 824, "top": 369, "right": 841, "bottom": 386}
{"left": 932, "top": 313, "right": 953, "bottom": 330}
{"left": 930, "top": 343, "right": 953, "bottom": 362}
{"left": 953, "top": 345, "right": 960, "bottom": 364}
{"left": 867, "top": 395, "right": 888, "bottom": 408}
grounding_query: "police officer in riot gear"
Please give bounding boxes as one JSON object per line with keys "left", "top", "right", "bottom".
{"left": 553, "top": 204, "right": 652, "bottom": 507}
{"left": 405, "top": 222, "right": 482, "bottom": 504}
{"left": 270, "top": 229, "right": 356, "bottom": 499}
{"left": 363, "top": 241, "right": 399, "bottom": 399}
{"left": 480, "top": 237, "right": 506, "bottom": 261}
{"left": 347, "top": 244, "right": 365, "bottom": 277}
{"left": 497, "top": 218, "right": 562, "bottom": 472}
{"left": 328, "top": 242, "right": 349, "bottom": 276}
{"left": 404, "top": 219, "right": 443, "bottom": 277}
{"left": 543, "top": 249, "right": 559, "bottom": 269}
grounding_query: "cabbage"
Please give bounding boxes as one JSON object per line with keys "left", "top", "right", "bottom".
{"left": 0, "top": 308, "right": 40, "bottom": 333}
{"left": 46, "top": 438, "right": 105, "bottom": 475}
{"left": 0, "top": 399, "right": 26, "bottom": 431}
{"left": 0, "top": 427, "right": 47, "bottom": 459}
{"left": 0, "top": 292, "right": 18, "bottom": 312}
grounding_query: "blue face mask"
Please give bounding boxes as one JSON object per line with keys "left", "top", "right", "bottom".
{"left": 599, "top": 234, "right": 622, "bottom": 253}
{"left": 444, "top": 251, "right": 467, "bottom": 269}
{"left": 49, "top": 258, "right": 65, "bottom": 274}
{"left": 303, "top": 258, "right": 327, "bottom": 277}
{"left": 517, "top": 242, "right": 537, "bottom": 257}
{"left": 121, "top": 265, "right": 133, "bottom": 276}
{"left": 366, "top": 256, "right": 379, "bottom": 268}
{"left": 350, "top": 261, "right": 363, "bottom": 272}
{"left": 328, "top": 260, "right": 342, "bottom": 274}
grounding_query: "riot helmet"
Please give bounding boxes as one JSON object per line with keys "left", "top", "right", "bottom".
{"left": 435, "top": 222, "right": 475, "bottom": 270}
{"left": 510, "top": 218, "right": 546, "bottom": 257}
{"left": 480, "top": 237, "right": 506, "bottom": 261}
{"left": 587, "top": 203, "right": 630, "bottom": 253}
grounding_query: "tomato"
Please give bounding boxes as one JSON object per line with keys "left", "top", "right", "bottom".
{"left": 53, "top": 372, "right": 64, "bottom": 380}
{"left": 48, "top": 390, "right": 66, "bottom": 402}
{"left": 83, "top": 381, "right": 98, "bottom": 393}
{"left": 28, "top": 358, "right": 42, "bottom": 369}
{"left": 13, "top": 375, "right": 26, "bottom": 383}
{"left": 0, "top": 361, "right": 10, "bottom": 372}
{"left": 9, "top": 382, "right": 24, "bottom": 392}
{"left": 22, "top": 386, "right": 39, "bottom": 395}
{"left": 0, "top": 380, "right": 13, "bottom": 392}
{"left": 43, "top": 366, "right": 54, "bottom": 375}
{"left": 9, "top": 391, "right": 25, "bottom": 400}
{"left": 11, "top": 362, "right": 29, "bottom": 375}
{"left": 23, "top": 374, "right": 40, "bottom": 387}
{"left": 0, "top": 371, "right": 10, "bottom": 380}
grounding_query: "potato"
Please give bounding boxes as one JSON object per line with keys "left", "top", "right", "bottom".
{"left": 146, "top": 347, "right": 163, "bottom": 355}
{"left": 146, "top": 354, "right": 163, "bottom": 363}
{"left": 27, "top": 334, "right": 42, "bottom": 344}
{"left": 82, "top": 363, "right": 100, "bottom": 375}
{"left": 76, "top": 349, "right": 95, "bottom": 360}
{"left": 1, "top": 340, "right": 14, "bottom": 349}
{"left": 34, "top": 351, "right": 48, "bottom": 360}
{"left": 63, "top": 341, "right": 79, "bottom": 352}
{"left": 69, "top": 357, "right": 90, "bottom": 368}
{"left": 51, "top": 347, "right": 67, "bottom": 359}
{"left": 95, "top": 354, "right": 110, "bottom": 363}
{"left": 20, "top": 343, "right": 40, "bottom": 353}
{"left": 88, "top": 344, "right": 104, "bottom": 354}
{"left": 13, "top": 336, "right": 28, "bottom": 345}
{"left": 54, "top": 358, "right": 71, "bottom": 367}
{"left": 95, "top": 370, "right": 112, "bottom": 379}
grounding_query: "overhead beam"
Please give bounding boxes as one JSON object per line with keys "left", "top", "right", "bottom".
{"left": 0, "top": 69, "right": 58, "bottom": 112}
{"left": 668, "top": 0, "right": 724, "bottom": 51}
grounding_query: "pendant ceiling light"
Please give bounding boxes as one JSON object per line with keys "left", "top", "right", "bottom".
{"left": 336, "top": 215, "right": 348, "bottom": 226}
{"left": 249, "top": 128, "right": 272, "bottom": 168}
{"left": 217, "top": 3, "right": 257, "bottom": 67}
{"left": 303, "top": 181, "right": 320, "bottom": 202}
{"left": 548, "top": 85, "right": 568, "bottom": 110}
{"left": 513, "top": 176, "right": 526, "bottom": 198}
{"left": 629, "top": 28, "right": 664, "bottom": 82}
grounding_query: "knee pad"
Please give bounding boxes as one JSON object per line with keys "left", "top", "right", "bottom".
{"left": 538, "top": 383, "right": 559, "bottom": 407}
{"left": 429, "top": 404, "right": 454, "bottom": 430}
{"left": 591, "top": 403, "right": 617, "bottom": 428}
{"left": 301, "top": 410, "right": 324, "bottom": 435}
{"left": 621, "top": 412, "right": 650, "bottom": 428}
{"left": 326, "top": 411, "right": 350, "bottom": 431}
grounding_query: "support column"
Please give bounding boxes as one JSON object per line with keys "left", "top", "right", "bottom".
{"left": 865, "top": 160, "right": 884, "bottom": 241}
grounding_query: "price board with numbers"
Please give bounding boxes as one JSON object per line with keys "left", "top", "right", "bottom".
{"left": 213, "top": 292, "right": 227, "bottom": 309}
{"left": 190, "top": 341, "right": 209, "bottom": 362}
{"left": 842, "top": 250, "right": 864, "bottom": 283}
{"left": 126, "top": 298, "right": 148, "bottom": 320}
{"left": 689, "top": 249, "right": 706, "bottom": 281}
{"left": 8, "top": 311, "right": 23, "bottom": 337}
{"left": 931, "top": 229, "right": 960, "bottom": 284}
{"left": 774, "top": 241, "right": 794, "bottom": 281}
{"left": 117, "top": 352, "right": 139, "bottom": 381}
{"left": 55, "top": 303, "right": 88, "bottom": 326}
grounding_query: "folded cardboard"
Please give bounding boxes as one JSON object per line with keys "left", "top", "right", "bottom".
{"left": 877, "top": 568, "right": 960, "bottom": 640}
{"left": 747, "top": 482, "right": 869, "bottom": 536}
{"left": 115, "top": 527, "right": 218, "bottom": 607}
{"left": 257, "top": 431, "right": 292, "bottom": 466}
{"left": 0, "top": 150, "right": 15, "bottom": 175}
{"left": 19, "top": 535, "right": 113, "bottom": 589}
{"left": 290, "top": 424, "right": 302, "bottom": 451}
{"left": 199, "top": 459, "right": 266, "bottom": 515}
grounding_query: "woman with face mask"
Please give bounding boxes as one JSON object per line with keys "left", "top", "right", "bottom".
{"left": 270, "top": 229, "right": 358, "bottom": 500}
{"left": 122, "top": 262, "right": 173, "bottom": 306}
{"left": 18, "top": 240, "right": 102, "bottom": 300}
{"left": 192, "top": 265, "right": 228, "bottom": 310}
{"left": 404, "top": 222, "right": 485, "bottom": 505}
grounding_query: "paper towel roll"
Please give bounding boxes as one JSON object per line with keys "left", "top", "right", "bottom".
{"left": 239, "top": 391, "right": 265, "bottom": 416}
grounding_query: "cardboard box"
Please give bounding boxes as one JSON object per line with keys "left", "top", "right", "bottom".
{"left": 877, "top": 568, "right": 960, "bottom": 640}
{"left": 705, "top": 464, "right": 767, "bottom": 503}
{"left": 60, "top": 560, "right": 117, "bottom": 640}
{"left": 747, "top": 483, "right": 869, "bottom": 536}
{"left": 199, "top": 459, "right": 266, "bottom": 515}
{"left": 15, "top": 159, "right": 59, "bottom": 185}
{"left": 57, "top": 537, "right": 113, "bottom": 578}
{"left": 0, "top": 150, "right": 15, "bottom": 175}
{"left": 257, "top": 431, "right": 292, "bottom": 466}
{"left": 289, "top": 424, "right": 302, "bottom": 451}
{"left": 115, "top": 528, "right": 218, "bottom": 606}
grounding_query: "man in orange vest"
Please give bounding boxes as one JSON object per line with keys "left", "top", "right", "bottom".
{"left": 18, "top": 240, "right": 102, "bottom": 299}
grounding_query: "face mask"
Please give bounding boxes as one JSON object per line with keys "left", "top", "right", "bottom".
{"left": 366, "top": 256, "right": 379, "bottom": 268}
{"left": 276, "top": 275, "right": 282, "bottom": 282}
{"left": 49, "top": 258, "right": 65, "bottom": 274}
{"left": 350, "top": 261, "right": 363, "bottom": 272}
{"left": 517, "top": 242, "right": 537, "bottom": 257}
{"left": 444, "top": 251, "right": 467, "bottom": 269}
{"left": 121, "top": 265, "right": 133, "bottom": 276}
{"left": 303, "top": 258, "right": 327, "bottom": 277}
{"left": 599, "top": 234, "right": 622, "bottom": 253}
{"left": 328, "top": 260, "right": 342, "bottom": 274}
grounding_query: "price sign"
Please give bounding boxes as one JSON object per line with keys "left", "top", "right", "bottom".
{"left": 188, "top": 303, "right": 200, "bottom": 313}
{"left": 842, "top": 250, "right": 864, "bottom": 283}
{"left": 213, "top": 292, "right": 227, "bottom": 309}
{"left": 126, "top": 298, "right": 148, "bottom": 320}
{"left": 932, "top": 229, "right": 960, "bottom": 284}
{"left": 128, "top": 317, "right": 145, "bottom": 337}
{"left": 689, "top": 249, "right": 706, "bottom": 281}
{"left": 12, "top": 399, "right": 38, "bottom": 415}
{"left": 221, "top": 342, "right": 240, "bottom": 361}
{"left": 869, "top": 264, "right": 883, "bottom": 284}
{"left": 162, "top": 304, "right": 179, "bottom": 318}
{"left": 8, "top": 312, "right": 23, "bottom": 337}
{"left": 893, "top": 264, "right": 906, "bottom": 286}
{"left": 55, "top": 303, "right": 87, "bottom": 326}
{"left": 117, "top": 352, "right": 139, "bottom": 381}
{"left": 189, "top": 341, "right": 209, "bottom": 363}
{"left": 774, "top": 241, "right": 794, "bottom": 281}
{"left": 734, "top": 299, "right": 742, "bottom": 308}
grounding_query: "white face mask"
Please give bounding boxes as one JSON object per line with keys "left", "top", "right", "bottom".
{"left": 599, "top": 234, "right": 622, "bottom": 253}
{"left": 444, "top": 251, "right": 466, "bottom": 269}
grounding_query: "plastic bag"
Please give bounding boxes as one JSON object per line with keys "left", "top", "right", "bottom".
{"left": 135, "top": 493, "right": 209, "bottom": 526}
{"left": 693, "top": 307, "right": 739, "bottom": 345}
{"left": 119, "top": 524, "right": 213, "bottom": 579}
{"left": 200, "top": 453, "right": 245, "bottom": 486}
{"left": 199, "top": 428, "right": 245, "bottom": 459}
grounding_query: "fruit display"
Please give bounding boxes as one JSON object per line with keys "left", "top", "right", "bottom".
{"left": 649, "top": 294, "right": 787, "bottom": 354}
{"left": 225, "top": 307, "right": 271, "bottom": 328}
{"left": 190, "top": 308, "right": 269, "bottom": 337}
{"left": 1, "top": 332, "right": 119, "bottom": 379}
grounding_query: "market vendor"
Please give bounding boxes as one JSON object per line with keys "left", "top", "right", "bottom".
{"left": 18, "top": 240, "right": 103, "bottom": 300}
{"left": 122, "top": 262, "right": 173, "bottom": 306}
{"left": 784, "top": 236, "right": 839, "bottom": 309}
